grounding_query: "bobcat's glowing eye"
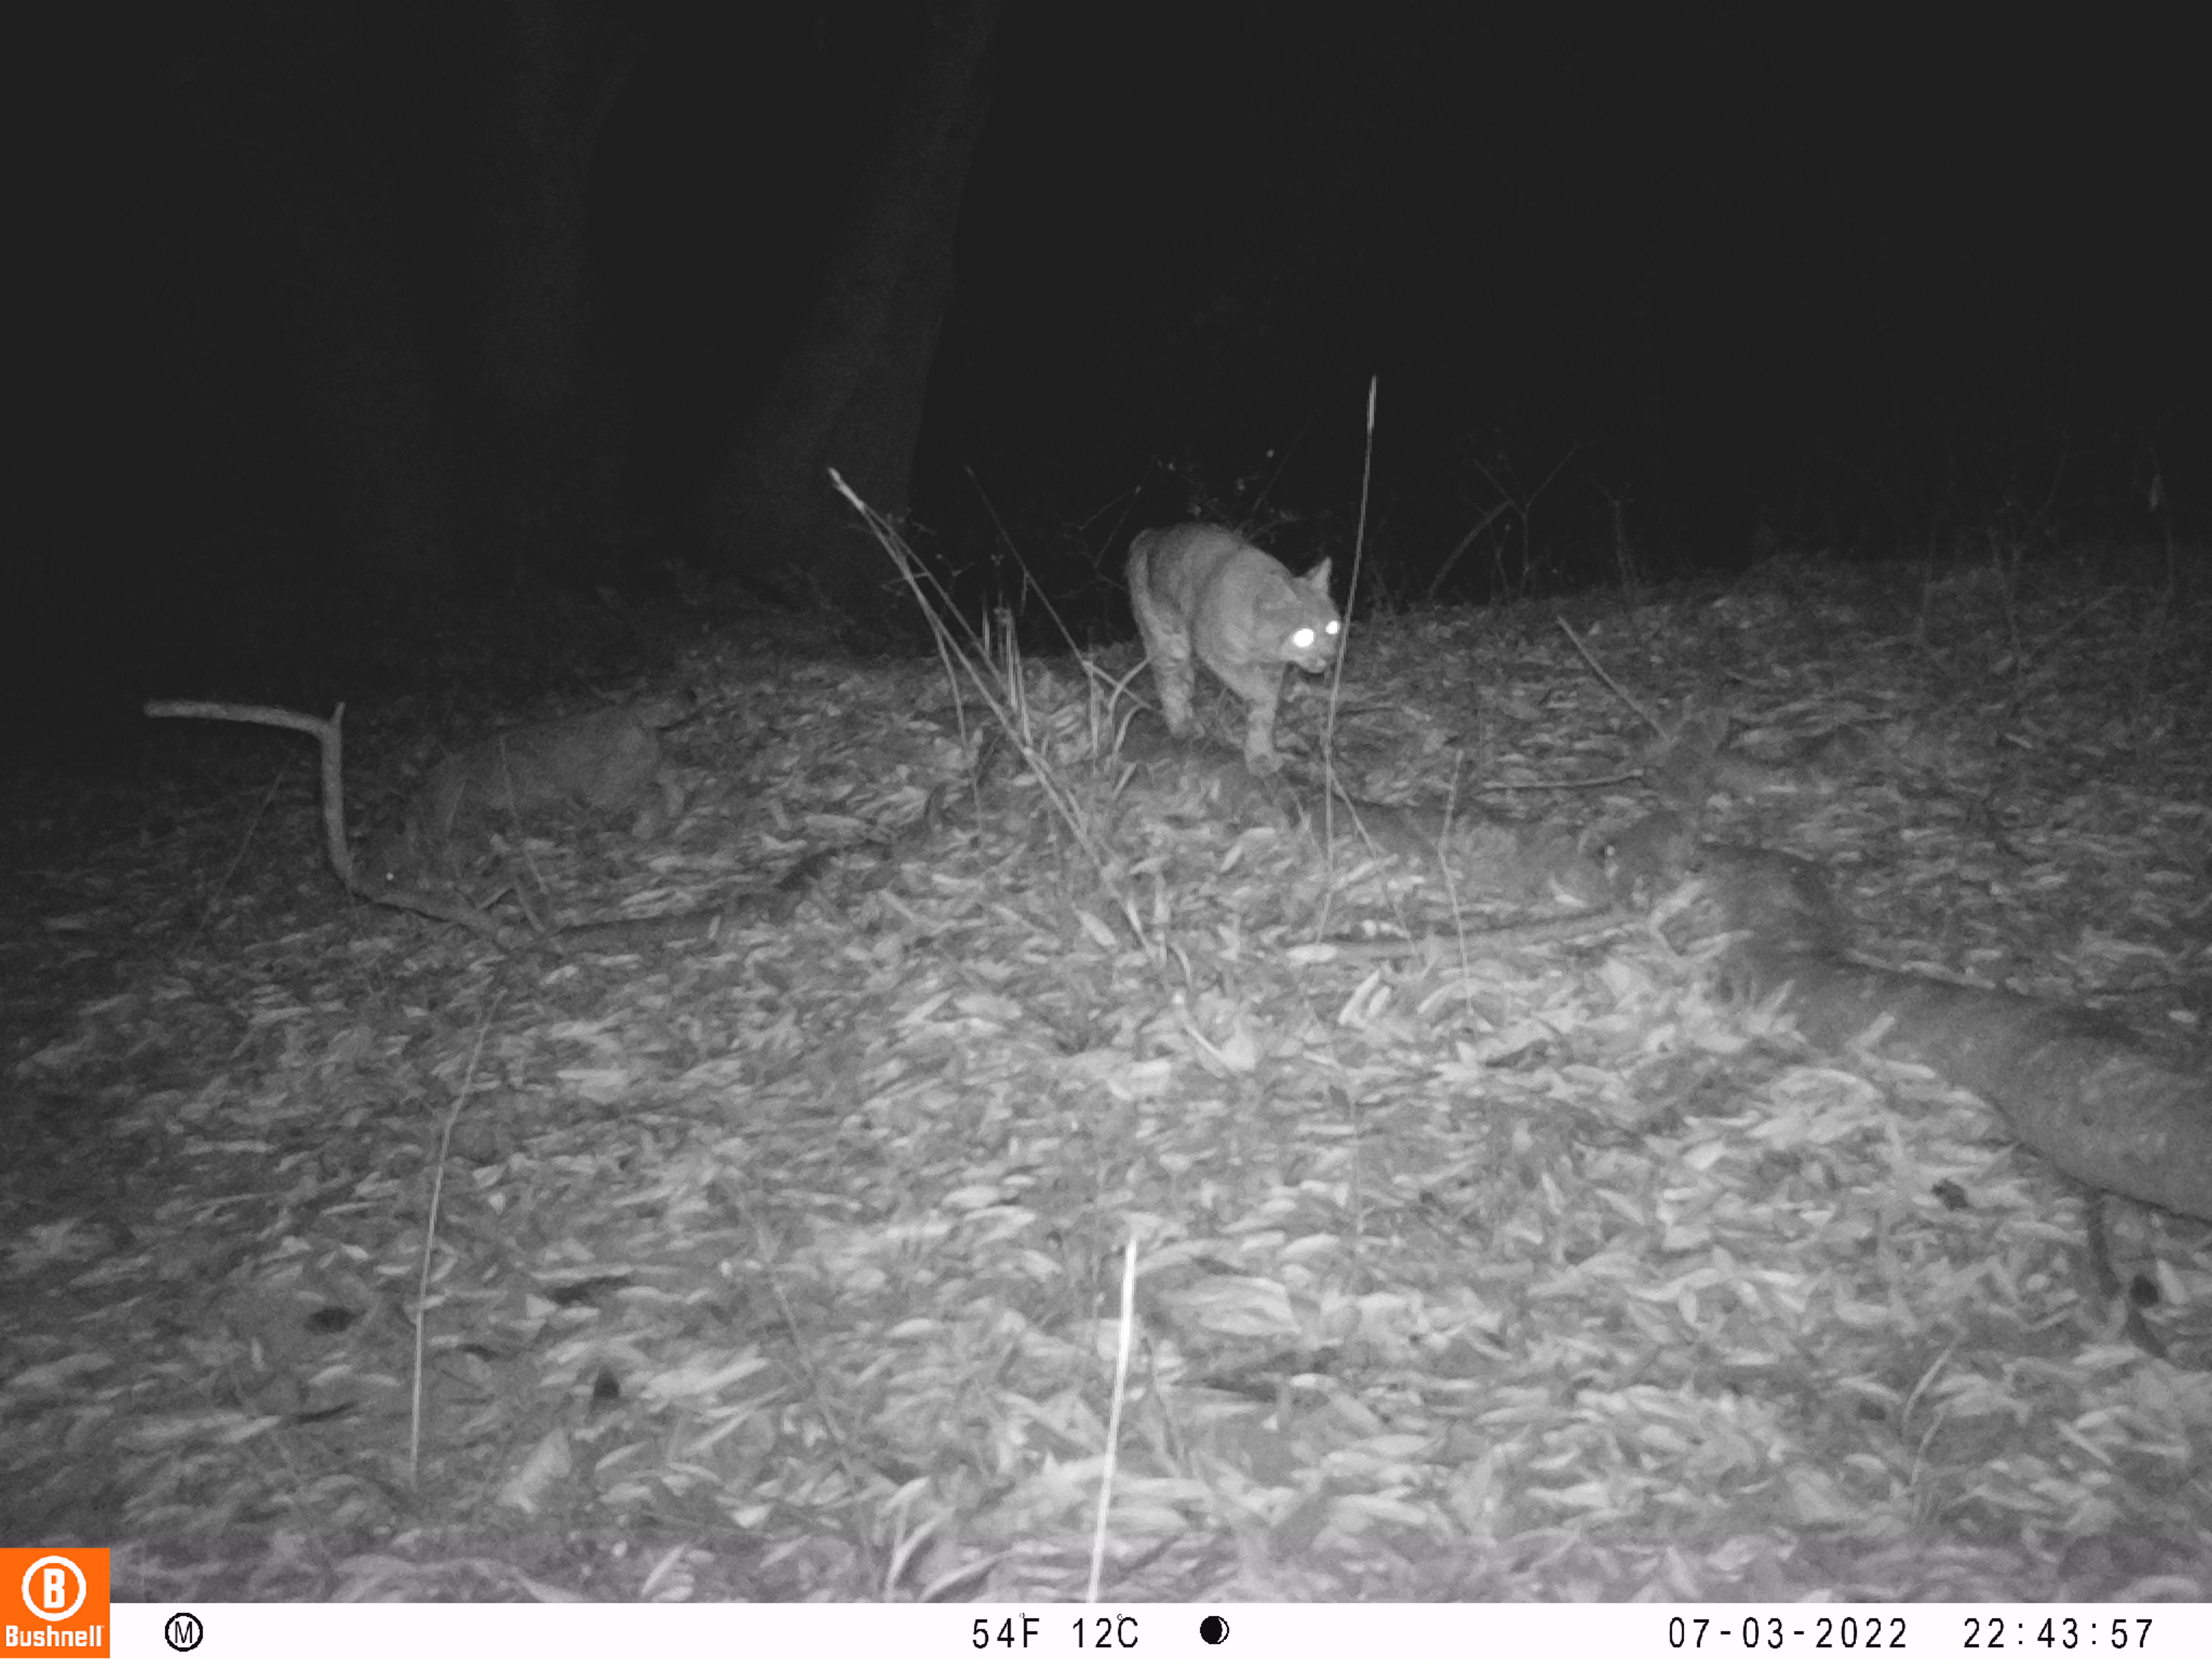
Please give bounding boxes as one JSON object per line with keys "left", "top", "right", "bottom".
{"left": 1325, "top": 621, "right": 1340, "bottom": 635}
{"left": 1291, "top": 628, "right": 1316, "bottom": 649}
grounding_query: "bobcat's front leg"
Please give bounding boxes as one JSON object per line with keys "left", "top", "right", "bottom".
{"left": 1241, "top": 698, "right": 1282, "bottom": 775}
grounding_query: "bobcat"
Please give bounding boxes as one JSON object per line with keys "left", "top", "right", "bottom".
{"left": 1127, "top": 523, "right": 1341, "bottom": 775}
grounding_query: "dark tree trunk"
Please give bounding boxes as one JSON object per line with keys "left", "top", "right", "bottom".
{"left": 460, "top": 0, "right": 645, "bottom": 588}
{"left": 168, "top": 0, "right": 460, "bottom": 599}
{"left": 690, "top": 0, "right": 1011, "bottom": 619}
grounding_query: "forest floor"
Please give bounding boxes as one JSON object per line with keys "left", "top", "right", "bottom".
{"left": 4, "top": 551, "right": 2211, "bottom": 1601}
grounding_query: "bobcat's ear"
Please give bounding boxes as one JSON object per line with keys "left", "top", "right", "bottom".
{"left": 1301, "top": 557, "right": 1332, "bottom": 592}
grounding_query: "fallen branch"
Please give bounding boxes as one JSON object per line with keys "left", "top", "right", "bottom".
{"left": 146, "top": 696, "right": 529, "bottom": 941}
{"left": 146, "top": 699, "right": 359, "bottom": 889}
{"left": 1642, "top": 828, "right": 2212, "bottom": 1225}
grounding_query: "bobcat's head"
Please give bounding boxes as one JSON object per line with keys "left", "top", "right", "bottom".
{"left": 1271, "top": 556, "right": 1340, "bottom": 673}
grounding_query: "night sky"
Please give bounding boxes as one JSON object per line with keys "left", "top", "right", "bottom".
{"left": 13, "top": 3, "right": 2208, "bottom": 720}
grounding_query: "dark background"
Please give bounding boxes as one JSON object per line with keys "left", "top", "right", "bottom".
{"left": 10, "top": 3, "right": 2207, "bottom": 763}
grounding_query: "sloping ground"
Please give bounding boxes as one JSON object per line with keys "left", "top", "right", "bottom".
{"left": 3, "top": 556, "right": 2210, "bottom": 1601}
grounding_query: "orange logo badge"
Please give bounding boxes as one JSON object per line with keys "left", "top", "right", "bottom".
{"left": 1, "top": 1550, "right": 108, "bottom": 1658}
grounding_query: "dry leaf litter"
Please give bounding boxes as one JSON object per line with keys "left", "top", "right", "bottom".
{"left": 3, "top": 560, "right": 2211, "bottom": 1601}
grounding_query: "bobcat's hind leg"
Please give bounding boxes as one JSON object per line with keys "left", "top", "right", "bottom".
{"left": 1127, "top": 540, "right": 1198, "bottom": 738}
{"left": 1156, "top": 654, "right": 1198, "bottom": 737}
